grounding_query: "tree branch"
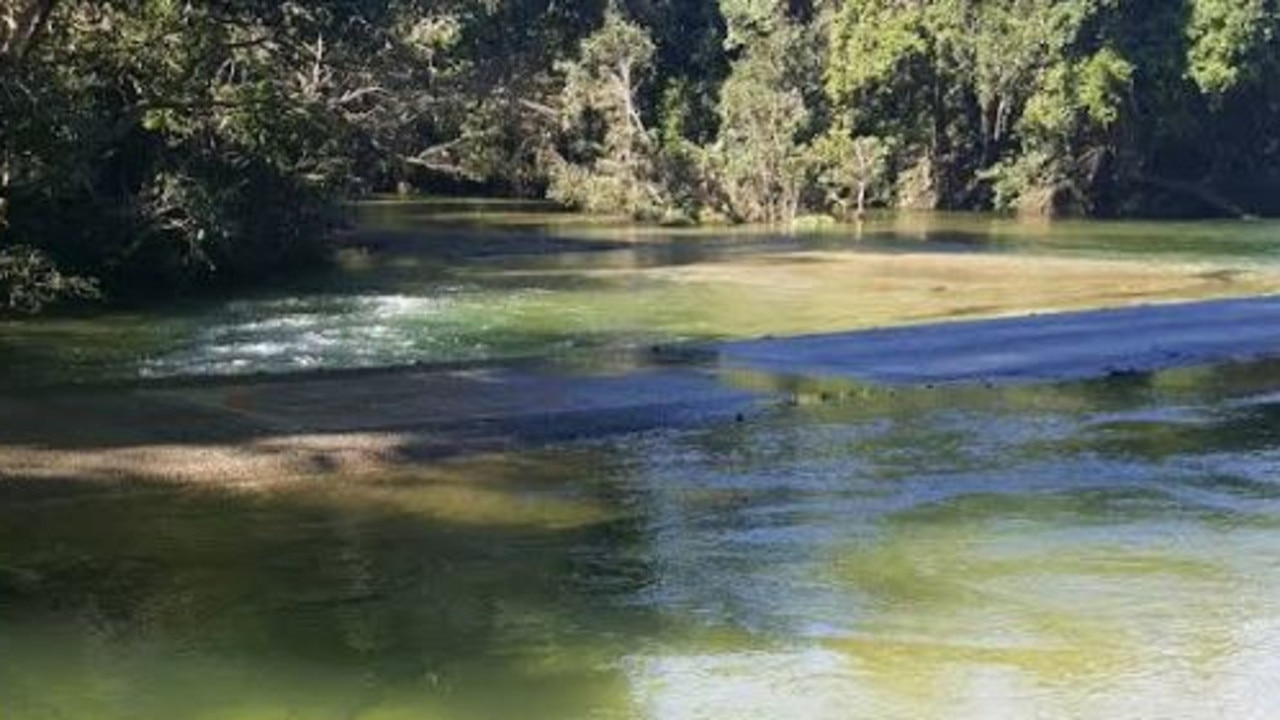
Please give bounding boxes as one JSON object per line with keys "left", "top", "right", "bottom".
{"left": 1, "top": 0, "right": 58, "bottom": 63}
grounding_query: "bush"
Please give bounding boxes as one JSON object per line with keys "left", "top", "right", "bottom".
{"left": 0, "top": 245, "right": 98, "bottom": 315}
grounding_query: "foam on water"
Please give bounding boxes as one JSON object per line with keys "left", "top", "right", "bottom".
{"left": 140, "top": 293, "right": 479, "bottom": 377}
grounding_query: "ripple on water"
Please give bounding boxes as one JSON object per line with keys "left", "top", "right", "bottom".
{"left": 13, "top": 298, "right": 1280, "bottom": 718}
{"left": 139, "top": 293, "right": 484, "bottom": 377}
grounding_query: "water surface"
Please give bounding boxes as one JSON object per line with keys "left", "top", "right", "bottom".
{"left": 4, "top": 362, "right": 1280, "bottom": 718}
{"left": 1, "top": 204, "right": 1277, "bottom": 388}
{"left": 4, "top": 205, "right": 1280, "bottom": 718}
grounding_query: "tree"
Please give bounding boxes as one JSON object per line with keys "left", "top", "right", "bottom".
{"left": 2, "top": 0, "right": 96, "bottom": 309}
{"left": 6, "top": 0, "right": 1280, "bottom": 314}
{"left": 545, "top": 6, "right": 663, "bottom": 216}
{"left": 1, "top": 0, "right": 465, "bottom": 306}
{"left": 812, "top": 124, "right": 892, "bottom": 219}
{"left": 968, "top": 1, "right": 1099, "bottom": 166}
{"left": 710, "top": 2, "right": 819, "bottom": 223}
{"left": 1008, "top": 48, "right": 1134, "bottom": 214}
{"left": 1187, "top": 0, "right": 1278, "bottom": 97}
{"left": 826, "top": 0, "right": 960, "bottom": 208}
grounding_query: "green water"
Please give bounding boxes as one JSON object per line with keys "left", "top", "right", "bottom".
{"left": 1, "top": 203, "right": 1277, "bottom": 388}
{"left": 6, "top": 363, "right": 1280, "bottom": 718}
{"left": 4, "top": 204, "right": 1280, "bottom": 718}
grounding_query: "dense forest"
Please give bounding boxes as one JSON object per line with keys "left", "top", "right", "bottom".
{"left": 3, "top": 0, "right": 1280, "bottom": 311}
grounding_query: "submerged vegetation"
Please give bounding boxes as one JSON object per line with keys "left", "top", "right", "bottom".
{"left": 3, "top": 0, "right": 1280, "bottom": 310}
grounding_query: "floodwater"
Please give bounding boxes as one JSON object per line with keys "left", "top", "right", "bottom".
{"left": 6, "top": 363, "right": 1280, "bottom": 718}
{"left": 4, "top": 203, "right": 1280, "bottom": 719}
{"left": 1, "top": 203, "right": 1278, "bottom": 387}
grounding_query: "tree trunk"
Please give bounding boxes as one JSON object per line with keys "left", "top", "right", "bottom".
{"left": 1, "top": 149, "right": 10, "bottom": 231}
{"left": 2, "top": 1, "right": 59, "bottom": 233}
{"left": 930, "top": 71, "right": 950, "bottom": 209}
{"left": 1, "top": 0, "right": 58, "bottom": 62}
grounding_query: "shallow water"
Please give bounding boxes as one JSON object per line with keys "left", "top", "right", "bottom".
{"left": 5, "top": 204, "right": 1280, "bottom": 718}
{"left": 1, "top": 204, "right": 1278, "bottom": 387}
{"left": 5, "top": 362, "right": 1280, "bottom": 718}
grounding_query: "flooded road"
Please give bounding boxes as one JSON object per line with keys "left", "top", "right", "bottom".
{"left": 3, "top": 204, "right": 1280, "bottom": 719}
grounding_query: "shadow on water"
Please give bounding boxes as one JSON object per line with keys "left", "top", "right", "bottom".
{"left": 7, "top": 358, "right": 1280, "bottom": 717}
{"left": 0, "top": 453, "right": 664, "bottom": 720}
{"left": 4, "top": 204, "right": 1279, "bottom": 391}
{"left": 7, "top": 202, "right": 1280, "bottom": 717}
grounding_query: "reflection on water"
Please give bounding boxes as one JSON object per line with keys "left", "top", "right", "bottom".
{"left": 5, "top": 362, "right": 1280, "bottom": 718}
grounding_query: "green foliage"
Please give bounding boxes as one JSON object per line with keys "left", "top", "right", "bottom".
{"left": 1187, "top": 0, "right": 1277, "bottom": 96}
{"left": 710, "top": 6, "right": 822, "bottom": 223}
{"left": 548, "top": 7, "right": 666, "bottom": 217}
{"left": 826, "top": 0, "right": 929, "bottom": 103}
{"left": 0, "top": 246, "right": 98, "bottom": 314}
{"left": 1007, "top": 48, "right": 1134, "bottom": 212}
{"left": 1022, "top": 49, "right": 1135, "bottom": 141}
{"left": 6, "top": 0, "right": 1280, "bottom": 312}
{"left": 811, "top": 123, "right": 893, "bottom": 218}
{"left": 719, "top": 0, "right": 786, "bottom": 49}
{"left": 0, "top": 0, "right": 395, "bottom": 305}
{"left": 979, "top": 150, "right": 1057, "bottom": 212}
{"left": 714, "top": 47, "right": 807, "bottom": 220}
